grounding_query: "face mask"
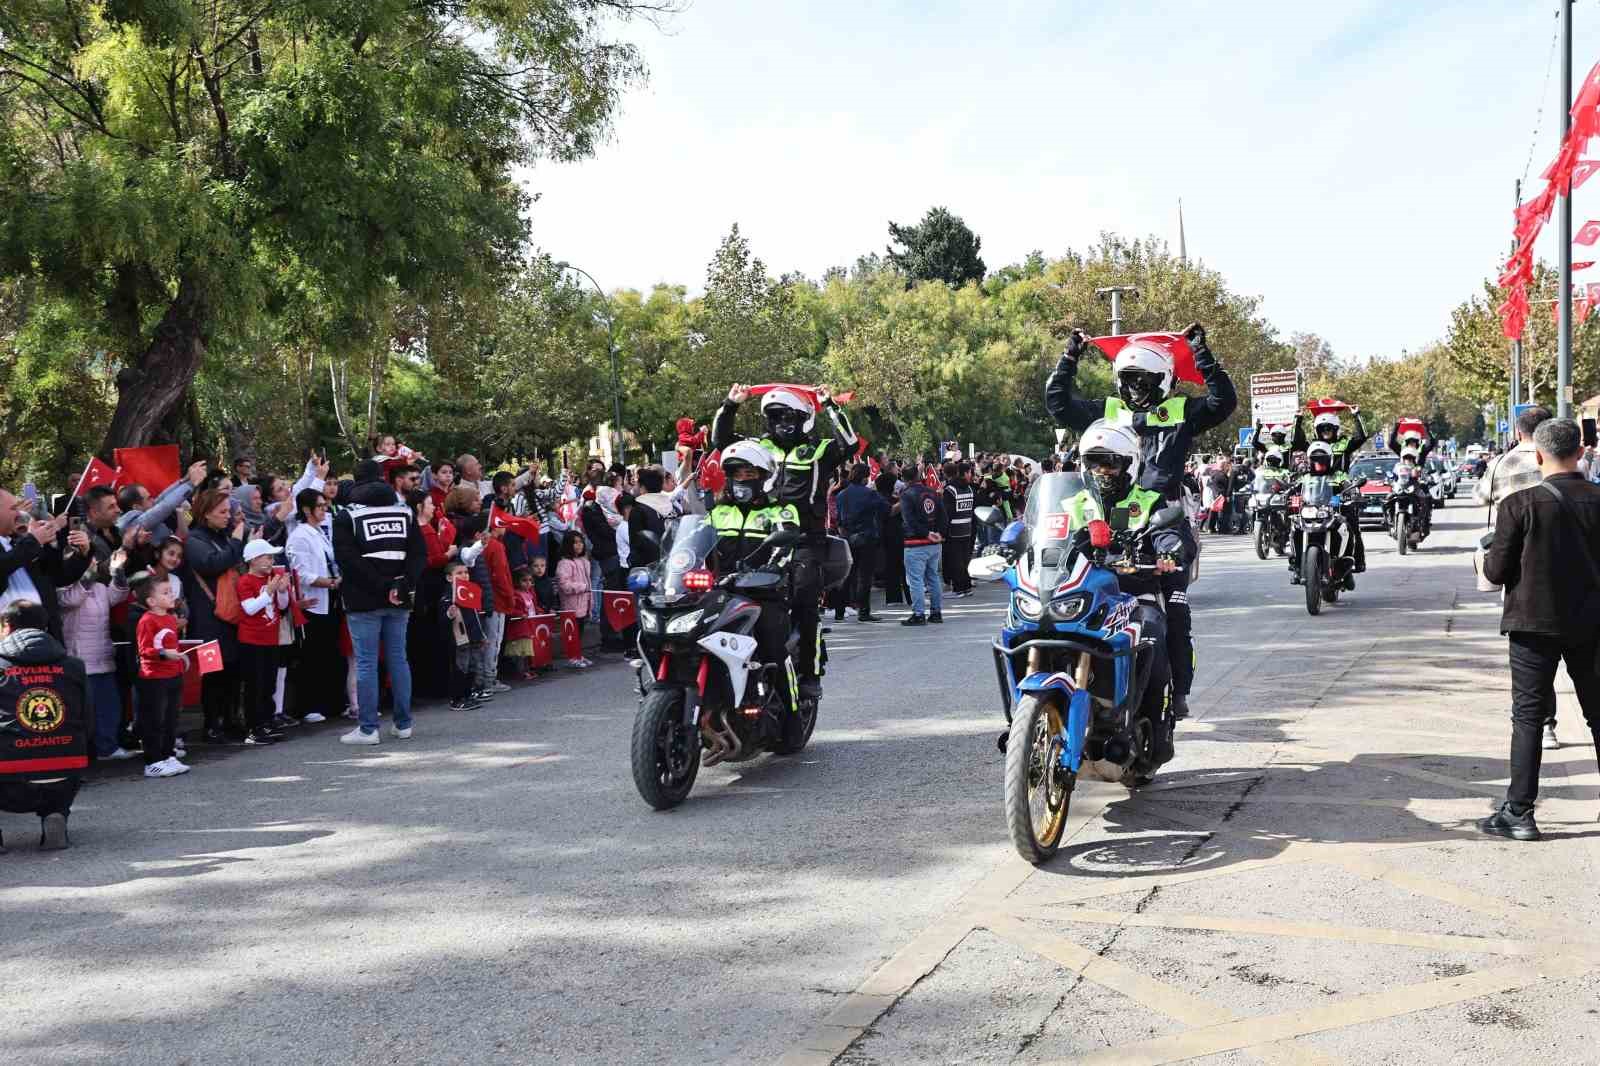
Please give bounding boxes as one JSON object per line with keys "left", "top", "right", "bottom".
{"left": 729, "top": 481, "right": 758, "bottom": 504}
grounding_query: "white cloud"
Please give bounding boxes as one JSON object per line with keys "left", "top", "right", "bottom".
{"left": 521, "top": 1, "right": 1599, "bottom": 360}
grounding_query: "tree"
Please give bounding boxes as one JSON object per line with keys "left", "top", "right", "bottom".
{"left": 0, "top": 0, "right": 665, "bottom": 456}
{"left": 886, "top": 206, "right": 986, "bottom": 287}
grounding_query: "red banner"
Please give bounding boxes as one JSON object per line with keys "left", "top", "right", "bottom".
{"left": 558, "top": 611, "right": 583, "bottom": 660}
{"left": 529, "top": 613, "right": 555, "bottom": 668}
{"left": 603, "top": 591, "right": 637, "bottom": 631}
{"left": 113, "top": 445, "right": 180, "bottom": 493}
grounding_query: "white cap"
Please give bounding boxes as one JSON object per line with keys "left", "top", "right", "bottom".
{"left": 242, "top": 539, "right": 276, "bottom": 563}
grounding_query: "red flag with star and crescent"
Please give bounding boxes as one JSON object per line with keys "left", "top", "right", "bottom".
{"left": 558, "top": 611, "right": 583, "bottom": 660}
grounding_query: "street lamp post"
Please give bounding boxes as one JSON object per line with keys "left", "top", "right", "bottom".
{"left": 555, "top": 260, "right": 625, "bottom": 460}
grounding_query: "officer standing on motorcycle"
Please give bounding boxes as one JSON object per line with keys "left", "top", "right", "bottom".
{"left": 708, "top": 441, "right": 802, "bottom": 711}
{"left": 1250, "top": 421, "right": 1293, "bottom": 455}
{"left": 1292, "top": 406, "right": 1369, "bottom": 572}
{"left": 1387, "top": 421, "right": 1436, "bottom": 536}
{"left": 1045, "top": 323, "right": 1237, "bottom": 720}
{"left": 713, "top": 384, "right": 857, "bottom": 701}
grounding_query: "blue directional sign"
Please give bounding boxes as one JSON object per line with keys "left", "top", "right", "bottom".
{"left": 1238, "top": 427, "right": 1253, "bottom": 447}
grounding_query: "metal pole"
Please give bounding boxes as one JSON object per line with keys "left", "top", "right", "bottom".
{"left": 1511, "top": 180, "right": 1523, "bottom": 424}
{"left": 1558, "top": 0, "right": 1574, "bottom": 418}
{"left": 1095, "top": 286, "right": 1139, "bottom": 336}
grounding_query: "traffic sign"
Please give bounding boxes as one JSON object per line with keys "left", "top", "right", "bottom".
{"left": 1238, "top": 427, "right": 1253, "bottom": 447}
{"left": 1512, "top": 403, "right": 1535, "bottom": 422}
{"left": 1250, "top": 370, "right": 1299, "bottom": 425}
{"left": 1374, "top": 434, "right": 1385, "bottom": 451}
{"left": 1498, "top": 420, "right": 1509, "bottom": 433}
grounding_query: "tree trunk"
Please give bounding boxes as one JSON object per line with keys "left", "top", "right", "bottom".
{"left": 100, "top": 274, "right": 208, "bottom": 456}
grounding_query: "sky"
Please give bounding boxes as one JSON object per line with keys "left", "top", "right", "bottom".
{"left": 519, "top": 1, "right": 1600, "bottom": 362}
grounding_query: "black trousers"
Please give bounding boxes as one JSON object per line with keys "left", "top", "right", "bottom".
{"left": 836, "top": 542, "right": 878, "bottom": 618}
{"left": 293, "top": 611, "right": 345, "bottom": 718}
{"left": 945, "top": 535, "right": 974, "bottom": 593}
{"left": 1506, "top": 631, "right": 1600, "bottom": 809}
{"left": 238, "top": 643, "right": 279, "bottom": 732}
{"left": 136, "top": 675, "right": 183, "bottom": 765}
{"left": 202, "top": 666, "right": 241, "bottom": 733}
{"left": 1161, "top": 525, "right": 1197, "bottom": 697}
{"left": 0, "top": 777, "right": 80, "bottom": 823}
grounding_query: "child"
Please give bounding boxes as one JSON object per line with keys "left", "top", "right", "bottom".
{"left": 441, "top": 559, "right": 485, "bottom": 710}
{"left": 134, "top": 574, "right": 190, "bottom": 778}
{"left": 529, "top": 555, "right": 558, "bottom": 676}
{"left": 236, "top": 539, "right": 290, "bottom": 746}
{"left": 502, "top": 567, "right": 539, "bottom": 681}
{"left": 555, "top": 531, "right": 594, "bottom": 669}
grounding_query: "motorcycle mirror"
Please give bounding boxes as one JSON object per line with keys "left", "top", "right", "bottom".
{"left": 764, "top": 527, "right": 802, "bottom": 550}
{"left": 1349, "top": 477, "right": 1367, "bottom": 490}
{"left": 627, "top": 566, "right": 652, "bottom": 593}
{"left": 999, "top": 519, "right": 1027, "bottom": 548}
{"left": 967, "top": 554, "right": 1009, "bottom": 582}
{"left": 1150, "top": 505, "right": 1185, "bottom": 530}
{"left": 973, "top": 505, "right": 1004, "bottom": 529}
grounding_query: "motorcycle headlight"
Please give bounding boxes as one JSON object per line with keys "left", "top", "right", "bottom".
{"left": 1049, "top": 593, "right": 1092, "bottom": 622}
{"left": 1301, "top": 506, "right": 1323, "bottom": 519}
{"left": 1014, "top": 592, "right": 1043, "bottom": 621}
{"left": 638, "top": 608, "right": 659, "bottom": 630}
{"left": 664, "top": 609, "right": 705, "bottom": 635}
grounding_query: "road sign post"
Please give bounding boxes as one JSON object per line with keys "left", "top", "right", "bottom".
{"left": 1250, "top": 371, "right": 1299, "bottom": 427}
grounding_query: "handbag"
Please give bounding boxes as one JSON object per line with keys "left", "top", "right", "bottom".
{"left": 193, "top": 566, "right": 244, "bottom": 625}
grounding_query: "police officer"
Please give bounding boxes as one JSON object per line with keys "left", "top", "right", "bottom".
{"left": 942, "top": 462, "right": 976, "bottom": 597}
{"left": 709, "top": 442, "right": 801, "bottom": 710}
{"left": 0, "top": 600, "right": 88, "bottom": 851}
{"left": 1045, "top": 324, "right": 1237, "bottom": 720}
{"left": 713, "top": 385, "right": 857, "bottom": 700}
{"left": 1287, "top": 441, "right": 1356, "bottom": 586}
{"left": 1292, "top": 406, "right": 1369, "bottom": 571}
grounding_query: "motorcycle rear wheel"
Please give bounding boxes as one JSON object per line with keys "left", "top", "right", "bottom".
{"left": 1303, "top": 546, "right": 1323, "bottom": 616}
{"left": 631, "top": 688, "right": 700, "bottom": 810}
{"left": 1396, "top": 515, "right": 1409, "bottom": 556}
{"left": 1004, "top": 696, "right": 1073, "bottom": 864}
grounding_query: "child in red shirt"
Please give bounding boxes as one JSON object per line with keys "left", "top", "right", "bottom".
{"left": 135, "top": 576, "right": 190, "bottom": 778}
{"left": 237, "top": 539, "right": 291, "bottom": 746}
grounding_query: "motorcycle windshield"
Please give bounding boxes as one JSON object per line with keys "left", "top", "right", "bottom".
{"left": 1299, "top": 476, "right": 1335, "bottom": 506}
{"left": 1254, "top": 472, "right": 1287, "bottom": 493}
{"left": 1024, "top": 471, "right": 1096, "bottom": 543}
{"left": 655, "top": 515, "right": 720, "bottom": 601}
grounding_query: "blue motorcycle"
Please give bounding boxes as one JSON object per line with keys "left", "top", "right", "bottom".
{"left": 969, "top": 472, "right": 1183, "bottom": 864}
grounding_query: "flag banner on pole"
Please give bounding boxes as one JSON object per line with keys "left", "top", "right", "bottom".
{"left": 453, "top": 581, "right": 483, "bottom": 611}
{"left": 529, "top": 613, "right": 555, "bottom": 667}
{"left": 112, "top": 445, "right": 181, "bottom": 493}
{"left": 558, "top": 611, "right": 583, "bottom": 660}
{"left": 73, "top": 456, "right": 121, "bottom": 497}
{"left": 189, "top": 640, "right": 224, "bottom": 675}
{"left": 603, "top": 591, "right": 637, "bottom": 632}
{"left": 487, "top": 503, "right": 541, "bottom": 542}
{"left": 1576, "top": 220, "right": 1600, "bottom": 247}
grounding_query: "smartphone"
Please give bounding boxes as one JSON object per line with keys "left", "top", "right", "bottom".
{"left": 50, "top": 493, "right": 71, "bottom": 517}
{"left": 1584, "top": 417, "right": 1598, "bottom": 449}
{"left": 69, "top": 516, "right": 87, "bottom": 535}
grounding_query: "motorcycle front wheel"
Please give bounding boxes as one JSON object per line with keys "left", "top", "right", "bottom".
{"left": 1254, "top": 521, "right": 1269, "bottom": 560}
{"left": 1396, "top": 514, "right": 1409, "bottom": 556}
{"left": 1303, "top": 545, "right": 1323, "bottom": 616}
{"left": 772, "top": 694, "right": 818, "bottom": 755}
{"left": 631, "top": 688, "right": 701, "bottom": 810}
{"left": 1004, "top": 695, "right": 1074, "bottom": 864}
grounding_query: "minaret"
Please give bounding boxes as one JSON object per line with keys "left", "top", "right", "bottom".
{"left": 1178, "top": 198, "right": 1188, "bottom": 265}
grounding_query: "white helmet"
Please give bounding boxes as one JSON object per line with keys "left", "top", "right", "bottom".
{"left": 720, "top": 439, "right": 777, "bottom": 495}
{"left": 1112, "top": 341, "right": 1175, "bottom": 410}
{"left": 1306, "top": 441, "right": 1334, "bottom": 474}
{"left": 759, "top": 388, "right": 815, "bottom": 440}
{"left": 1264, "top": 446, "right": 1285, "bottom": 467}
{"left": 1078, "top": 420, "right": 1143, "bottom": 499}
{"left": 1312, "top": 412, "right": 1342, "bottom": 440}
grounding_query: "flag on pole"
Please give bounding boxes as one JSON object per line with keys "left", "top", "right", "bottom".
{"left": 113, "top": 445, "right": 181, "bottom": 492}
{"left": 1575, "top": 220, "right": 1600, "bottom": 247}
{"left": 529, "top": 613, "right": 555, "bottom": 668}
{"left": 191, "top": 641, "right": 224, "bottom": 675}
{"left": 603, "top": 591, "right": 637, "bottom": 632}
{"left": 72, "top": 456, "right": 121, "bottom": 497}
{"left": 453, "top": 581, "right": 483, "bottom": 611}
{"left": 487, "top": 503, "right": 541, "bottom": 542}
{"left": 558, "top": 611, "right": 583, "bottom": 660}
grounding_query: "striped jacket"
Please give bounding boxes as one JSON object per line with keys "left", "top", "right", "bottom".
{"left": 1475, "top": 443, "right": 1542, "bottom": 525}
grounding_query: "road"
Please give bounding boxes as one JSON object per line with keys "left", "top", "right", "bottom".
{"left": 4, "top": 491, "right": 1599, "bottom": 1065}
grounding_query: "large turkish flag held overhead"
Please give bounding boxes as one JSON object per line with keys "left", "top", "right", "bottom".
{"left": 1088, "top": 333, "right": 1205, "bottom": 386}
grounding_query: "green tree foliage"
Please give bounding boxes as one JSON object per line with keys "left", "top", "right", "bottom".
{"left": 885, "top": 206, "right": 986, "bottom": 287}
{"left": 0, "top": 0, "right": 659, "bottom": 460}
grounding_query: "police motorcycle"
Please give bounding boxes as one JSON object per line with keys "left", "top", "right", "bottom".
{"left": 968, "top": 426, "right": 1184, "bottom": 864}
{"left": 1288, "top": 443, "right": 1364, "bottom": 616}
{"left": 1384, "top": 458, "right": 1429, "bottom": 555}
{"left": 627, "top": 512, "right": 839, "bottom": 810}
{"left": 1250, "top": 455, "right": 1292, "bottom": 560}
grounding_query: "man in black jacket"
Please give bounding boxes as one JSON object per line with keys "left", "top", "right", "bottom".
{"left": 899, "top": 478, "right": 947, "bottom": 626}
{"left": 0, "top": 489, "right": 92, "bottom": 643}
{"left": 0, "top": 600, "right": 88, "bottom": 850}
{"left": 1480, "top": 418, "right": 1600, "bottom": 841}
{"left": 334, "top": 461, "right": 426, "bottom": 745}
{"left": 942, "top": 463, "right": 976, "bottom": 597}
{"left": 1045, "top": 324, "right": 1237, "bottom": 719}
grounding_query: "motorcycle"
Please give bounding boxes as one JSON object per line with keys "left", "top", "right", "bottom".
{"left": 1384, "top": 463, "right": 1430, "bottom": 555}
{"left": 628, "top": 515, "right": 839, "bottom": 810}
{"left": 969, "top": 471, "right": 1181, "bottom": 864}
{"left": 1249, "top": 473, "right": 1292, "bottom": 560}
{"left": 1289, "top": 475, "right": 1364, "bottom": 616}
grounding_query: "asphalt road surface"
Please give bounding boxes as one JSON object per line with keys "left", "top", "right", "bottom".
{"left": 5, "top": 489, "right": 1599, "bottom": 1065}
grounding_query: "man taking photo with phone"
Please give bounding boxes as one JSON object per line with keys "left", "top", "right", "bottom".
{"left": 0, "top": 489, "right": 92, "bottom": 643}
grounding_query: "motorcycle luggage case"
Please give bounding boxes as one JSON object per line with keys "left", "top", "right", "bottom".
{"left": 818, "top": 535, "right": 853, "bottom": 591}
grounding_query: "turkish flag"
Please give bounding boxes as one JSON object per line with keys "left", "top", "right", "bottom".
{"left": 1571, "top": 61, "right": 1600, "bottom": 138}
{"left": 558, "top": 611, "right": 583, "bottom": 660}
{"left": 453, "top": 580, "right": 483, "bottom": 611}
{"left": 113, "top": 445, "right": 180, "bottom": 493}
{"left": 529, "top": 613, "right": 555, "bottom": 668}
{"left": 697, "top": 450, "right": 725, "bottom": 494}
{"left": 192, "top": 641, "right": 224, "bottom": 675}
{"left": 488, "top": 503, "right": 540, "bottom": 542}
{"left": 1575, "top": 220, "right": 1600, "bottom": 247}
{"left": 1307, "top": 397, "right": 1352, "bottom": 416}
{"left": 1088, "top": 333, "right": 1204, "bottom": 386}
{"left": 556, "top": 483, "right": 579, "bottom": 525}
{"left": 1576, "top": 261, "right": 1596, "bottom": 272}
{"left": 73, "top": 456, "right": 121, "bottom": 497}
{"left": 745, "top": 384, "right": 855, "bottom": 410}
{"left": 603, "top": 591, "right": 637, "bottom": 631}
{"left": 1579, "top": 297, "right": 1594, "bottom": 326}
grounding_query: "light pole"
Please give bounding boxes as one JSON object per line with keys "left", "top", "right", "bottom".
{"left": 1095, "top": 286, "right": 1139, "bottom": 335}
{"left": 555, "top": 260, "right": 625, "bottom": 460}
{"left": 1558, "top": 0, "right": 1575, "bottom": 417}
